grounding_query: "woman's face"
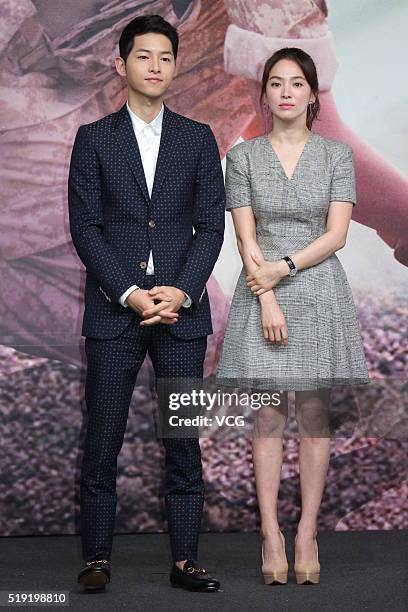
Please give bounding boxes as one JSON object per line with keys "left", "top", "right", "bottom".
{"left": 264, "top": 58, "right": 315, "bottom": 125}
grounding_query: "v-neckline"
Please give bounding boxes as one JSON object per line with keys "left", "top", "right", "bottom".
{"left": 263, "top": 131, "right": 313, "bottom": 182}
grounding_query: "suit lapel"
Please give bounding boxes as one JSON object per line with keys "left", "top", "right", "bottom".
{"left": 113, "top": 102, "right": 182, "bottom": 204}
{"left": 113, "top": 103, "right": 150, "bottom": 204}
{"left": 151, "top": 104, "right": 181, "bottom": 202}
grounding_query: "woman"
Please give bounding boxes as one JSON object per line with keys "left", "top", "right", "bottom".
{"left": 223, "top": 0, "right": 408, "bottom": 267}
{"left": 216, "top": 48, "right": 370, "bottom": 584}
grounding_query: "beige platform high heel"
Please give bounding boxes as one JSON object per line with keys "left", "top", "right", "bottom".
{"left": 294, "top": 533, "right": 320, "bottom": 584}
{"left": 261, "top": 530, "right": 288, "bottom": 585}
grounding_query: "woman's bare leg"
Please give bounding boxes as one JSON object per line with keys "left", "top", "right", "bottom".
{"left": 295, "top": 389, "right": 331, "bottom": 564}
{"left": 252, "top": 391, "right": 288, "bottom": 562}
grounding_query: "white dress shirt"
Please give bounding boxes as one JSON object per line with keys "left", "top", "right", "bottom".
{"left": 119, "top": 102, "right": 191, "bottom": 308}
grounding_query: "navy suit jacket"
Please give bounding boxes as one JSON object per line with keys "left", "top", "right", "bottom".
{"left": 68, "top": 102, "right": 225, "bottom": 340}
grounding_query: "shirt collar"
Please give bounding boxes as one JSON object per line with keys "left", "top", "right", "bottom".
{"left": 126, "top": 101, "right": 164, "bottom": 137}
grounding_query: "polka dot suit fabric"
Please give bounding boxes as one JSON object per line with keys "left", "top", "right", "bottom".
{"left": 81, "top": 296, "right": 207, "bottom": 562}
{"left": 68, "top": 104, "right": 225, "bottom": 563}
{"left": 216, "top": 133, "right": 370, "bottom": 391}
{"left": 68, "top": 102, "right": 225, "bottom": 341}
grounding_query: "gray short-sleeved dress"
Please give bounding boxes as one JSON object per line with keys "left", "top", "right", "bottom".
{"left": 216, "top": 133, "right": 370, "bottom": 391}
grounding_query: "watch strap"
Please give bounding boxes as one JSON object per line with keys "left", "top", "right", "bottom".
{"left": 282, "top": 256, "right": 297, "bottom": 276}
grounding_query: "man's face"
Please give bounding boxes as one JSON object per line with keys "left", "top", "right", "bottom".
{"left": 115, "top": 32, "right": 176, "bottom": 99}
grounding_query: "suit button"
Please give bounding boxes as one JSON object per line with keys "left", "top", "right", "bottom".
{"left": 139, "top": 261, "right": 147, "bottom": 269}
{"left": 148, "top": 219, "right": 156, "bottom": 228}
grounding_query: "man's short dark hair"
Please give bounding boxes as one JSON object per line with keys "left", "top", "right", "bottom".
{"left": 119, "top": 14, "right": 179, "bottom": 63}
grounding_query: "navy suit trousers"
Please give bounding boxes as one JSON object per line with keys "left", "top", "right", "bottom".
{"left": 80, "top": 279, "right": 207, "bottom": 563}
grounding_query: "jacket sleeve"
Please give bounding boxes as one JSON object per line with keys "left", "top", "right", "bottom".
{"left": 68, "top": 125, "right": 137, "bottom": 303}
{"left": 174, "top": 124, "right": 225, "bottom": 305}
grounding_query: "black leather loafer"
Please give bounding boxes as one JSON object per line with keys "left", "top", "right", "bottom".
{"left": 78, "top": 559, "right": 110, "bottom": 591}
{"left": 170, "top": 560, "right": 220, "bottom": 592}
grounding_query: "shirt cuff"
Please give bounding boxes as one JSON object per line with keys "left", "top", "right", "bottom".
{"left": 182, "top": 292, "right": 192, "bottom": 308}
{"left": 119, "top": 285, "right": 139, "bottom": 307}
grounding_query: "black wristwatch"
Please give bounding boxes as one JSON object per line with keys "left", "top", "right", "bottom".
{"left": 282, "top": 256, "right": 297, "bottom": 277}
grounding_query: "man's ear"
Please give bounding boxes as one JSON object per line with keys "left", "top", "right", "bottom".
{"left": 115, "top": 56, "right": 127, "bottom": 78}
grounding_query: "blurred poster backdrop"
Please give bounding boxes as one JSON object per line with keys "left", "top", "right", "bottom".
{"left": 0, "top": 0, "right": 407, "bottom": 536}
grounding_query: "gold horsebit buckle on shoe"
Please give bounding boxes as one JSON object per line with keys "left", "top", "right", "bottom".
{"left": 85, "top": 559, "right": 109, "bottom": 566}
{"left": 187, "top": 567, "right": 207, "bottom": 574}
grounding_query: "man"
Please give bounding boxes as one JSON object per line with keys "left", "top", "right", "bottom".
{"left": 68, "top": 14, "right": 225, "bottom": 592}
